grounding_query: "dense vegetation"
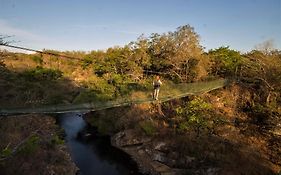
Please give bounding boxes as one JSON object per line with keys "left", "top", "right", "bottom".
{"left": 1, "top": 25, "right": 281, "bottom": 174}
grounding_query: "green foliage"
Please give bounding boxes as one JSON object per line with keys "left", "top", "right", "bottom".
{"left": 74, "top": 73, "right": 151, "bottom": 104}
{"left": 30, "top": 55, "right": 43, "bottom": 65}
{"left": 46, "top": 134, "right": 65, "bottom": 149}
{"left": 90, "top": 25, "right": 204, "bottom": 83}
{"left": 176, "top": 97, "right": 213, "bottom": 135}
{"left": 74, "top": 78, "right": 116, "bottom": 103}
{"left": 108, "top": 74, "right": 131, "bottom": 96}
{"left": 208, "top": 46, "right": 243, "bottom": 76}
{"left": 139, "top": 120, "right": 156, "bottom": 136}
{"left": 188, "top": 97, "right": 212, "bottom": 112}
{"left": 21, "top": 66, "right": 63, "bottom": 81}
{"left": 51, "top": 134, "right": 64, "bottom": 145}
{"left": 81, "top": 55, "right": 93, "bottom": 69}
{"left": 93, "top": 46, "right": 137, "bottom": 77}
{"left": 148, "top": 25, "right": 203, "bottom": 82}
{"left": 18, "top": 135, "right": 40, "bottom": 156}
{"left": 1, "top": 145, "right": 12, "bottom": 158}
{"left": 94, "top": 64, "right": 110, "bottom": 77}
{"left": 129, "top": 35, "right": 151, "bottom": 69}
{"left": 74, "top": 89, "right": 113, "bottom": 103}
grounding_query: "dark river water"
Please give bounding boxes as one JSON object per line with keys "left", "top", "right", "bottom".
{"left": 58, "top": 113, "right": 144, "bottom": 175}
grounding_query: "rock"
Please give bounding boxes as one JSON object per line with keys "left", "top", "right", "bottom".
{"left": 112, "top": 129, "right": 151, "bottom": 147}
{"left": 84, "top": 133, "right": 91, "bottom": 137}
{"left": 168, "top": 151, "right": 179, "bottom": 160}
{"left": 154, "top": 142, "right": 167, "bottom": 151}
{"left": 185, "top": 156, "right": 195, "bottom": 164}
{"left": 152, "top": 151, "right": 168, "bottom": 163}
{"left": 151, "top": 161, "right": 172, "bottom": 173}
{"left": 114, "top": 131, "right": 125, "bottom": 140}
{"left": 206, "top": 167, "right": 220, "bottom": 175}
{"left": 111, "top": 130, "right": 187, "bottom": 175}
{"left": 161, "top": 172, "right": 177, "bottom": 175}
{"left": 138, "top": 149, "right": 145, "bottom": 155}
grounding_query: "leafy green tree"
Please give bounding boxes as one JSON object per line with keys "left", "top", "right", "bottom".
{"left": 129, "top": 35, "right": 152, "bottom": 79}
{"left": 148, "top": 25, "right": 204, "bottom": 82}
{"left": 176, "top": 97, "right": 213, "bottom": 136}
{"left": 130, "top": 35, "right": 151, "bottom": 68}
{"left": 208, "top": 46, "right": 243, "bottom": 76}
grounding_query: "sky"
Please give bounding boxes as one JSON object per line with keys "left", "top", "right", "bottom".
{"left": 0, "top": 0, "right": 280, "bottom": 52}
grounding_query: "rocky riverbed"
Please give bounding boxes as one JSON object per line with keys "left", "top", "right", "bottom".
{"left": 111, "top": 129, "right": 186, "bottom": 175}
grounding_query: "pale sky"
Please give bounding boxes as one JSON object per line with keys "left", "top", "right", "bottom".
{"left": 0, "top": 0, "right": 280, "bottom": 52}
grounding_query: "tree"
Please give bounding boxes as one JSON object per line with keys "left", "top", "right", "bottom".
{"left": 0, "top": 35, "right": 10, "bottom": 46}
{"left": 254, "top": 39, "right": 276, "bottom": 54}
{"left": 208, "top": 46, "right": 243, "bottom": 77}
{"left": 148, "top": 25, "right": 204, "bottom": 82}
{"left": 242, "top": 50, "right": 281, "bottom": 106}
{"left": 0, "top": 35, "right": 11, "bottom": 68}
{"left": 130, "top": 35, "right": 151, "bottom": 67}
{"left": 176, "top": 97, "right": 213, "bottom": 136}
{"left": 126, "top": 35, "right": 152, "bottom": 80}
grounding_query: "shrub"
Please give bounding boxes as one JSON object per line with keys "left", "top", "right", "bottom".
{"left": 0, "top": 145, "right": 12, "bottom": 159}
{"left": 74, "top": 77, "right": 116, "bottom": 103}
{"left": 18, "top": 135, "right": 40, "bottom": 156}
{"left": 22, "top": 67, "right": 63, "bottom": 81}
{"left": 176, "top": 97, "right": 213, "bottom": 136}
{"left": 51, "top": 134, "right": 64, "bottom": 145}
{"left": 139, "top": 120, "right": 156, "bottom": 136}
{"left": 81, "top": 55, "right": 93, "bottom": 69}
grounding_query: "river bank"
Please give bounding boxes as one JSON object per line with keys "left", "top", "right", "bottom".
{"left": 0, "top": 114, "right": 78, "bottom": 175}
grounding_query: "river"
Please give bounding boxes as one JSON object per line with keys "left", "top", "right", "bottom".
{"left": 58, "top": 112, "right": 144, "bottom": 175}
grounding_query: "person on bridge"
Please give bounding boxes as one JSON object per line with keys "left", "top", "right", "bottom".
{"left": 153, "top": 75, "right": 162, "bottom": 100}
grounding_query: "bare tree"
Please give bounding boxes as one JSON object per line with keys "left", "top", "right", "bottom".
{"left": 0, "top": 35, "right": 13, "bottom": 45}
{"left": 254, "top": 39, "right": 276, "bottom": 54}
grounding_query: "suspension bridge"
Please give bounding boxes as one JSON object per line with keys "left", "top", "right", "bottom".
{"left": 0, "top": 79, "right": 229, "bottom": 115}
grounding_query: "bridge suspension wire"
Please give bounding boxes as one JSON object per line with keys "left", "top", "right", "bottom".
{"left": 0, "top": 44, "right": 82, "bottom": 60}
{"left": 0, "top": 44, "right": 171, "bottom": 75}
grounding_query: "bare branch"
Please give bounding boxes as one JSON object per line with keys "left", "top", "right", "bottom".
{"left": 0, "top": 35, "right": 14, "bottom": 45}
